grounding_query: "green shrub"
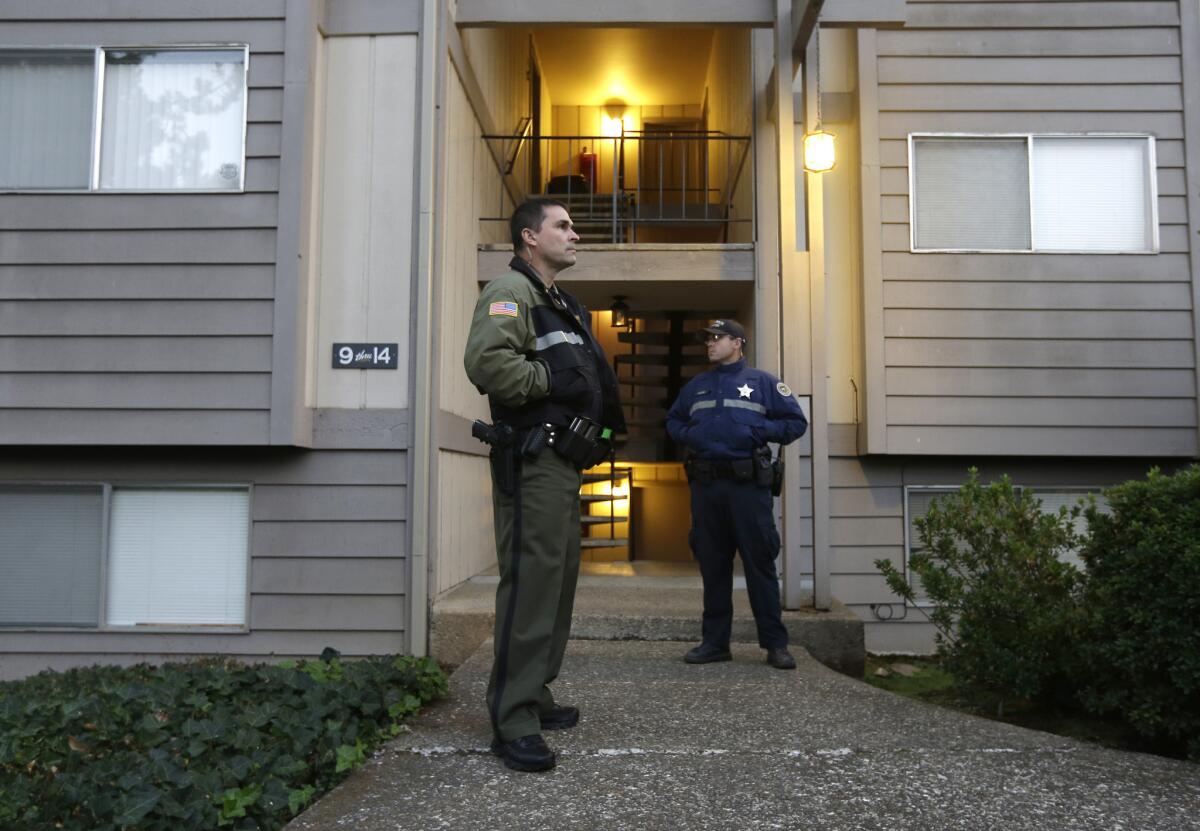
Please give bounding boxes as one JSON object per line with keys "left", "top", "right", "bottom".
{"left": 1077, "top": 466, "right": 1200, "bottom": 760}
{"left": 0, "top": 652, "right": 447, "bottom": 831}
{"left": 876, "top": 470, "right": 1085, "bottom": 710}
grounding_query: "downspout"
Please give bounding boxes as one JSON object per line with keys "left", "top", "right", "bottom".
{"left": 783, "top": 0, "right": 831, "bottom": 610}
{"left": 408, "top": 0, "right": 444, "bottom": 655}
{"left": 801, "top": 26, "right": 832, "bottom": 612}
{"left": 772, "top": 0, "right": 805, "bottom": 610}
{"left": 1180, "top": 0, "right": 1200, "bottom": 458}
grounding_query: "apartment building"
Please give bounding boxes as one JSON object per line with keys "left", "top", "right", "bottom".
{"left": 2, "top": 0, "right": 1197, "bottom": 675}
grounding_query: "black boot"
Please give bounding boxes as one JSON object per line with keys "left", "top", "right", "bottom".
{"left": 539, "top": 704, "right": 580, "bottom": 730}
{"left": 766, "top": 646, "right": 796, "bottom": 670}
{"left": 491, "top": 734, "right": 556, "bottom": 772}
{"left": 684, "top": 643, "right": 733, "bottom": 664}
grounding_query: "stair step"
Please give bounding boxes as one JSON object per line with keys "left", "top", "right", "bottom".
{"left": 582, "top": 470, "right": 632, "bottom": 483}
{"left": 582, "top": 515, "right": 626, "bottom": 526}
{"left": 616, "top": 354, "right": 709, "bottom": 366}
{"left": 625, "top": 310, "right": 737, "bottom": 321}
{"left": 614, "top": 376, "right": 682, "bottom": 387}
{"left": 618, "top": 331, "right": 702, "bottom": 346}
{"left": 581, "top": 494, "right": 618, "bottom": 503}
{"left": 580, "top": 538, "right": 629, "bottom": 549}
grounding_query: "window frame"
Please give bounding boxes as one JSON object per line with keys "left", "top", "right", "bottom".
{"left": 907, "top": 132, "right": 1160, "bottom": 255}
{"left": 902, "top": 483, "right": 1105, "bottom": 609}
{"left": 0, "top": 44, "right": 250, "bottom": 194}
{"left": 0, "top": 481, "right": 253, "bottom": 634}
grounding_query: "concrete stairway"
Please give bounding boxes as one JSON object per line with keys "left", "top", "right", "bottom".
{"left": 430, "top": 561, "right": 864, "bottom": 676}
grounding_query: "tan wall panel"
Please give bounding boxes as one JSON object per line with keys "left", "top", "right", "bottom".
{"left": 435, "top": 450, "right": 495, "bottom": 594}
{"left": 312, "top": 35, "right": 417, "bottom": 409}
{"left": 439, "top": 62, "right": 509, "bottom": 419}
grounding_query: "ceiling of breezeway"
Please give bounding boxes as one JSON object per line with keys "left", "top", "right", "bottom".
{"left": 532, "top": 27, "right": 717, "bottom": 106}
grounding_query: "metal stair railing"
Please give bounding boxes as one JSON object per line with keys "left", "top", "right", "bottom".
{"left": 481, "top": 132, "right": 752, "bottom": 244}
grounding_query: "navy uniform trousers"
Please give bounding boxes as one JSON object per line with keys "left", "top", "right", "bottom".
{"left": 689, "top": 476, "right": 788, "bottom": 650}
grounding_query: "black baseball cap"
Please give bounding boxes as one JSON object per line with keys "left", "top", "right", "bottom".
{"left": 697, "top": 318, "right": 747, "bottom": 342}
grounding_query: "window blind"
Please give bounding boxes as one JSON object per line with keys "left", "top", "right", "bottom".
{"left": 0, "top": 51, "right": 94, "bottom": 188}
{"left": 912, "top": 138, "right": 1031, "bottom": 250}
{"left": 1030, "top": 490, "right": 1109, "bottom": 571}
{"left": 1031, "top": 137, "right": 1151, "bottom": 252}
{"left": 0, "top": 487, "right": 103, "bottom": 626}
{"left": 106, "top": 489, "right": 249, "bottom": 626}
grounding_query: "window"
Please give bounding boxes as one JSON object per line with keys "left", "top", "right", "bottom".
{"left": 0, "top": 487, "right": 104, "bottom": 626}
{"left": 903, "top": 485, "right": 1106, "bottom": 605}
{"left": 910, "top": 135, "right": 1157, "bottom": 253}
{"left": 0, "top": 47, "right": 246, "bottom": 191}
{"left": 0, "top": 485, "right": 249, "bottom": 629}
{"left": 1027, "top": 488, "right": 1110, "bottom": 572}
{"left": 107, "top": 489, "right": 249, "bottom": 627}
{"left": 903, "top": 486, "right": 958, "bottom": 606}
{"left": 0, "top": 51, "right": 95, "bottom": 189}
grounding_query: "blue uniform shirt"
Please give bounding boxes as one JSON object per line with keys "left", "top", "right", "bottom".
{"left": 666, "top": 359, "right": 808, "bottom": 459}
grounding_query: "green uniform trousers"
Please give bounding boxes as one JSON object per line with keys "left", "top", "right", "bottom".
{"left": 486, "top": 447, "right": 582, "bottom": 741}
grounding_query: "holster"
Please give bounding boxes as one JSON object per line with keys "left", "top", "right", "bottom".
{"left": 491, "top": 446, "right": 517, "bottom": 496}
{"left": 472, "top": 419, "right": 518, "bottom": 496}
{"left": 753, "top": 446, "right": 775, "bottom": 490}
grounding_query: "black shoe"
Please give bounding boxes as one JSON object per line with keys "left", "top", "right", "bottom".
{"left": 684, "top": 643, "right": 733, "bottom": 664}
{"left": 539, "top": 704, "right": 580, "bottom": 730}
{"left": 491, "top": 734, "right": 556, "bottom": 772}
{"left": 766, "top": 646, "right": 796, "bottom": 670}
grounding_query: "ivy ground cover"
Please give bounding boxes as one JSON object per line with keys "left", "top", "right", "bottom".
{"left": 0, "top": 652, "right": 447, "bottom": 830}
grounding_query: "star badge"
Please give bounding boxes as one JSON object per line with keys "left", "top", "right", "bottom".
{"left": 737, "top": 383, "right": 753, "bottom": 399}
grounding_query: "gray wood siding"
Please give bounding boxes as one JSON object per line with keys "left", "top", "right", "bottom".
{"left": 863, "top": 1, "right": 1197, "bottom": 457}
{"left": 0, "top": 5, "right": 288, "bottom": 445}
{"left": 0, "top": 447, "right": 408, "bottom": 679}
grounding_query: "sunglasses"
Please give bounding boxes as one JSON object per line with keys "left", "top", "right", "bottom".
{"left": 702, "top": 333, "right": 731, "bottom": 344}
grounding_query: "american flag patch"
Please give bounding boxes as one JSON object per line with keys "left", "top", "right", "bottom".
{"left": 489, "top": 301, "right": 519, "bottom": 317}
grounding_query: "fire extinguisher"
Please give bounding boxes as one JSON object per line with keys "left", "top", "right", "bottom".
{"left": 578, "top": 146, "right": 598, "bottom": 193}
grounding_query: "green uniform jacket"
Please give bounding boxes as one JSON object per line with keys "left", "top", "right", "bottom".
{"left": 464, "top": 258, "right": 624, "bottom": 431}
{"left": 464, "top": 269, "right": 551, "bottom": 410}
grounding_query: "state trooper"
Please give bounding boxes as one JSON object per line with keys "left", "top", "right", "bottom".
{"left": 665, "top": 319, "right": 808, "bottom": 669}
{"left": 464, "top": 199, "right": 624, "bottom": 772}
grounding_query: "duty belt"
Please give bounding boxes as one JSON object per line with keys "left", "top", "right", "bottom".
{"left": 686, "top": 457, "right": 754, "bottom": 480}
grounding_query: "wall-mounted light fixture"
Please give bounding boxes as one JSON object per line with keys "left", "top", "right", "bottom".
{"left": 802, "top": 29, "right": 835, "bottom": 174}
{"left": 803, "top": 130, "right": 836, "bottom": 173}
{"left": 610, "top": 295, "right": 630, "bottom": 327}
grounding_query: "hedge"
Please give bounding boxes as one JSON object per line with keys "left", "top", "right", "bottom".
{"left": 1078, "top": 466, "right": 1200, "bottom": 760}
{"left": 0, "top": 652, "right": 447, "bottom": 830}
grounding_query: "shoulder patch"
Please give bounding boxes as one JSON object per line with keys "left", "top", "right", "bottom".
{"left": 489, "top": 301, "right": 519, "bottom": 317}
{"left": 776, "top": 381, "right": 793, "bottom": 398}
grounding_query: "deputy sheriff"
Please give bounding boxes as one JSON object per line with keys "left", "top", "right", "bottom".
{"left": 464, "top": 199, "right": 624, "bottom": 772}
{"left": 665, "top": 319, "right": 808, "bottom": 669}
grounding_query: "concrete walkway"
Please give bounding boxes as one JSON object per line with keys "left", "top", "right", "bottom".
{"left": 288, "top": 641, "right": 1200, "bottom": 831}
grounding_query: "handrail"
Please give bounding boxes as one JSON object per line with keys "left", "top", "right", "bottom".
{"left": 480, "top": 132, "right": 754, "bottom": 243}
{"left": 503, "top": 116, "right": 532, "bottom": 176}
{"left": 482, "top": 133, "right": 750, "bottom": 142}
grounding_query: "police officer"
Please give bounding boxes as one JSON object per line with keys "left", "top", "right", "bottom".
{"left": 464, "top": 199, "right": 624, "bottom": 772}
{"left": 665, "top": 319, "right": 808, "bottom": 669}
